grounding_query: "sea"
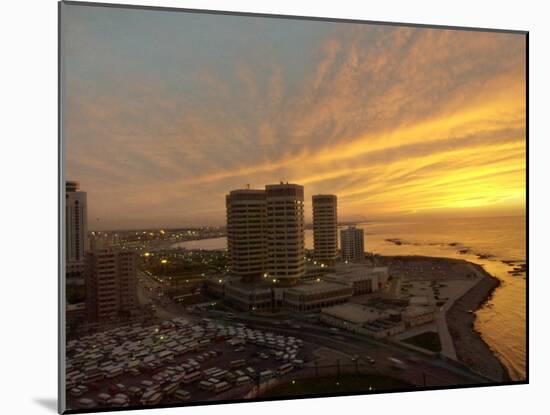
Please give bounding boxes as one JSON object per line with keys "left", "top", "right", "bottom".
{"left": 172, "top": 216, "right": 527, "bottom": 381}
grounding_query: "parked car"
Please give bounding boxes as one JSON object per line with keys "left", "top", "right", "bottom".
{"left": 77, "top": 398, "right": 97, "bottom": 409}
{"left": 174, "top": 389, "right": 191, "bottom": 401}
{"left": 96, "top": 393, "right": 111, "bottom": 405}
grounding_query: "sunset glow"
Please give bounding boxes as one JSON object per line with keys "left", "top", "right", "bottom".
{"left": 63, "top": 7, "right": 526, "bottom": 229}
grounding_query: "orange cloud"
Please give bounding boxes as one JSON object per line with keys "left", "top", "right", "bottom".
{"left": 64, "top": 19, "right": 526, "bottom": 228}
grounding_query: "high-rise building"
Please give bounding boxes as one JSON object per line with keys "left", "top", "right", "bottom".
{"left": 226, "top": 188, "right": 267, "bottom": 282}
{"left": 85, "top": 249, "right": 137, "bottom": 322}
{"left": 312, "top": 194, "right": 338, "bottom": 265}
{"left": 66, "top": 181, "right": 87, "bottom": 278}
{"left": 340, "top": 226, "right": 365, "bottom": 262}
{"left": 265, "top": 183, "right": 305, "bottom": 285}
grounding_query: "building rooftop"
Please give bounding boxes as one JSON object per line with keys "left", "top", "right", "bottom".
{"left": 225, "top": 280, "right": 273, "bottom": 294}
{"left": 402, "top": 305, "right": 435, "bottom": 317}
{"left": 286, "top": 280, "right": 348, "bottom": 295}
{"left": 226, "top": 188, "right": 266, "bottom": 200}
{"left": 408, "top": 295, "right": 431, "bottom": 306}
{"left": 265, "top": 183, "right": 304, "bottom": 198}
{"left": 363, "top": 319, "right": 402, "bottom": 331}
{"left": 320, "top": 303, "right": 388, "bottom": 324}
{"left": 312, "top": 194, "right": 337, "bottom": 201}
{"left": 327, "top": 264, "right": 376, "bottom": 282}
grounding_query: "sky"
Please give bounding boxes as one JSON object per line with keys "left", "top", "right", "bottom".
{"left": 62, "top": 4, "right": 527, "bottom": 231}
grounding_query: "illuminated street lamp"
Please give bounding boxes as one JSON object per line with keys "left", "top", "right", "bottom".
{"left": 160, "top": 258, "right": 168, "bottom": 279}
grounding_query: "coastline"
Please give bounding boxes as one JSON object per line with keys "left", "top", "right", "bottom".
{"left": 382, "top": 254, "right": 512, "bottom": 382}
{"left": 444, "top": 262, "right": 512, "bottom": 382}
{"left": 142, "top": 240, "right": 516, "bottom": 382}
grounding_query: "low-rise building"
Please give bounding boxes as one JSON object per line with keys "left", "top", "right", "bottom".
{"left": 283, "top": 281, "right": 352, "bottom": 312}
{"left": 401, "top": 306, "right": 435, "bottom": 327}
{"left": 324, "top": 263, "right": 379, "bottom": 295}
{"left": 320, "top": 263, "right": 390, "bottom": 295}
{"left": 320, "top": 303, "right": 389, "bottom": 330}
{"left": 302, "top": 263, "right": 334, "bottom": 281}
{"left": 224, "top": 282, "right": 273, "bottom": 311}
{"left": 362, "top": 319, "right": 405, "bottom": 338}
{"left": 320, "top": 302, "right": 431, "bottom": 338}
{"left": 369, "top": 266, "right": 390, "bottom": 288}
{"left": 408, "top": 295, "right": 434, "bottom": 306}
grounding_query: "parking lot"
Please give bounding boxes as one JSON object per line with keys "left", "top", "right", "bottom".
{"left": 66, "top": 317, "right": 314, "bottom": 410}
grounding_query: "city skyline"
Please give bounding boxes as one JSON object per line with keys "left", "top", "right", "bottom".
{"left": 60, "top": 5, "right": 527, "bottom": 412}
{"left": 64, "top": 6, "right": 526, "bottom": 231}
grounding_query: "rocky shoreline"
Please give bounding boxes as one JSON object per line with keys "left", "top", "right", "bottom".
{"left": 445, "top": 263, "right": 511, "bottom": 382}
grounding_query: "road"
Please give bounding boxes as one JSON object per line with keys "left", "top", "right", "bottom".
{"left": 137, "top": 271, "right": 199, "bottom": 321}
{"left": 137, "top": 272, "right": 494, "bottom": 390}
{"left": 219, "top": 312, "right": 493, "bottom": 388}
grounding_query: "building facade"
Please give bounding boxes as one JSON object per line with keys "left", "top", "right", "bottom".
{"left": 324, "top": 263, "right": 390, "bottom": 295}
{"left": 323, "top": 272, "right": 376, "bottom": 295}
{"left": 283, "top": 281, "right": 352, "bottom": 312}
{"left": 340, "top": 226, "right": 365, "bottom": 262}
{"left": 66, "top": 181, "right": 88, "bottom": 278}
{"left": 401, "top": 306, "right": 435, "bottom": 328}
{"left": 85, "top": 249, "right": 137, "bottom": 322}
{"left": 265, "top": 183, "right": 305, "bottom": 285}
{"left": 312, "top": 194, "right": 338, "bottom": 265}
{"left": 320, "top": 303, "right": 406, "bottom": 338}
{"left": 226, "top": 188, "right": 267, "bottom": 282}
{"left": 224, "top": 282, "right": 273, "bottom": 311}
